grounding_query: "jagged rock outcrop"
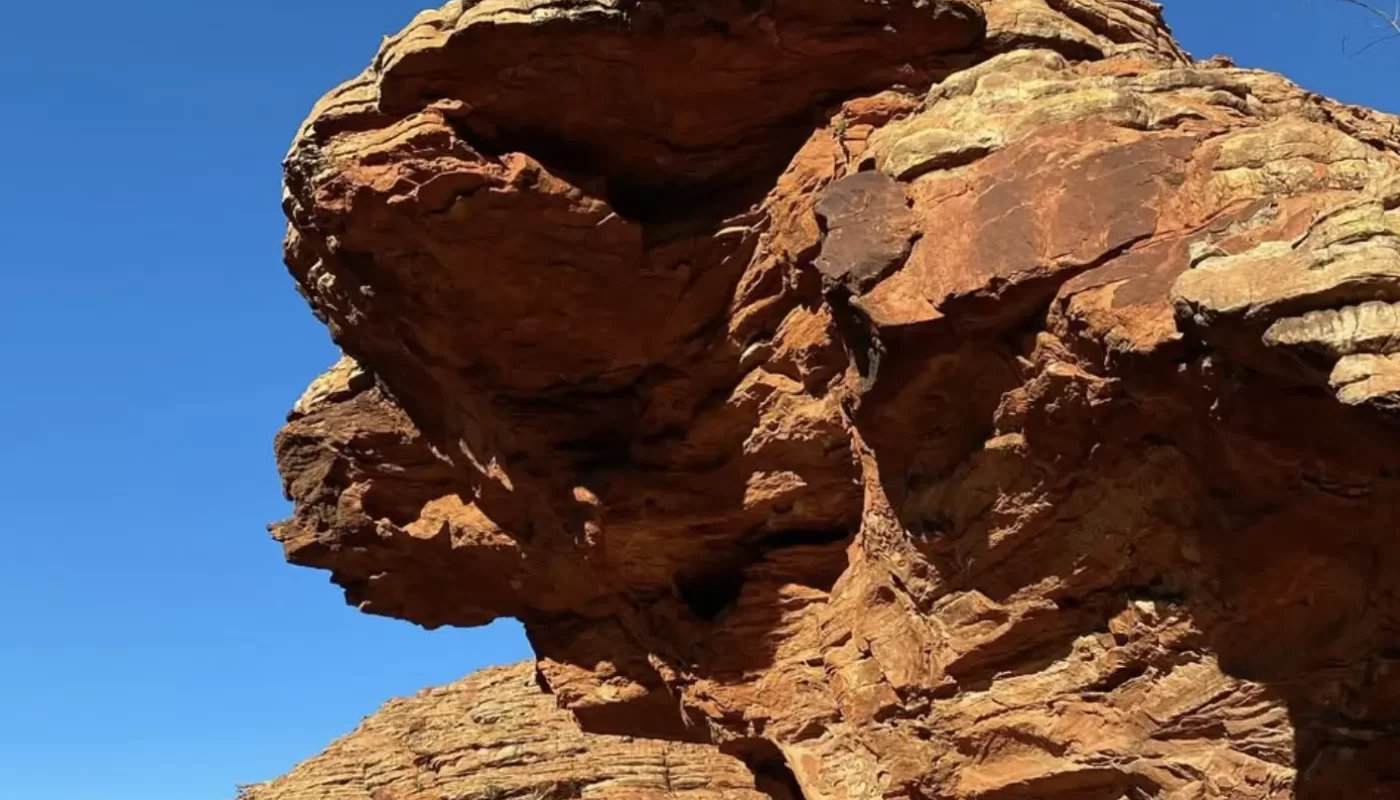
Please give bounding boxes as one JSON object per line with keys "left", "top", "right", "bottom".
{"left": 271, "top": 1, "right": 1400, "bottom": 798}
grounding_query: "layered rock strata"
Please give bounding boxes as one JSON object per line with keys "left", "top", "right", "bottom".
{"left": 243, "top": 663, "right": 792, "bottom": 800}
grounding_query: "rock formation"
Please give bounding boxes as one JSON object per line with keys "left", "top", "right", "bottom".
{"left": 242, "top": 662, "right": 791, "bottom": 800}
{"left": 268, "top": 1, "right": 1400, "bottom": 797}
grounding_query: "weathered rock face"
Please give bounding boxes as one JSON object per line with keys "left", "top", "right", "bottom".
{"left": 271, "top": 1, "right": 1400, "bottom": 797}
{"left": 242, "top": 663, "right": 789, "bottom": 800}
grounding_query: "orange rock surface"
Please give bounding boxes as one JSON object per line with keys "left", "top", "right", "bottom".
{"left": 243, "top": 662, "right": 790, "bottom": 800}
{"left": 267, "top": 1, "right": 1400, "bottom": 797}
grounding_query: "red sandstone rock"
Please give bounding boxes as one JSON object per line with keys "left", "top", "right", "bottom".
{"left": 241, "top": 663, "right": 790, "bottom": 800}
{"left": 270, "top": 1, "right": 1400, "bottom": 797}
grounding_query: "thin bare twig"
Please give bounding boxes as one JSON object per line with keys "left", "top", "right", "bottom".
{"left": 1331, "top": 0, "right": 1400, "bottom": 55}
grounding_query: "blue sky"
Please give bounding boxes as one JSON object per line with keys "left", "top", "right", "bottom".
{"left": 0, "top": 2, "right": 1395, "bottom": 799}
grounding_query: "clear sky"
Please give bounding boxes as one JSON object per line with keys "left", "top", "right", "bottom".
{"left": 0, "top": 2, "right": 1395, "bottom": 799}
